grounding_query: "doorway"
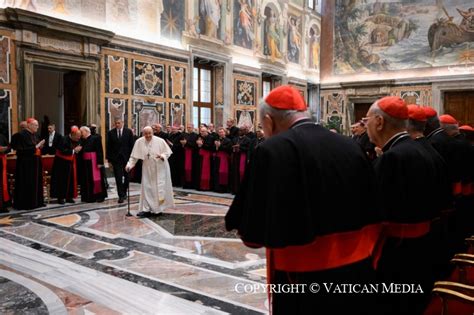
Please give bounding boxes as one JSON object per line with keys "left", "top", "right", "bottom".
{"left": 444, "top": 91, "right": 474, "bottom": 126}
{"left": 33, "top": 66, "right": 86, "bottom": 137}
{"left": 353, "top": 102, "right": 373, "bottom": 123}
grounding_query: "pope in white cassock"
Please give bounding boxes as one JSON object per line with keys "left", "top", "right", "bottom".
{"left": 125, "top": 126, "right": 174, "bottom": 218}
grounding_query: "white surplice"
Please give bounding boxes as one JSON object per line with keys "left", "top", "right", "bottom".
{"left": 126, "top": 136, "right": 174, "bottom": 213}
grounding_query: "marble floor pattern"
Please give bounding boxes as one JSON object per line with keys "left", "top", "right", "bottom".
{"left": 0, "top": 180, "right": 268, "bottom": 314}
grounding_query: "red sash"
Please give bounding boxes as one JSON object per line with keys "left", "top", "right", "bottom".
{"left": 461, "top": 182, "right": 472, "bottom": 196}
{"left": 452, "top": 181, "right": 462, "bottom": 196}
{"left": 55, "top": 150, "right": 78, "bottom": 198}
{"left": 184, "top": 147, "right": 193, "bottom": 182}
{"left": 199, "top": 149, "right": 212, "bottom": 190}
{"left": 0, "top": 154, "right": 9, "bottom": 202}
{"left": 83, "top": 152, "right": 101, "bottom": 194}
{"left": 35, "top": 148, "right": 41, "bottom": 156}
{"left": 239, "top": 152, "right": 247, "bottom": 182}
{"left": 215, "top": 151, "right": 229, "bottom": 186}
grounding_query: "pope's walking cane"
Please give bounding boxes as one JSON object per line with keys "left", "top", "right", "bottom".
{"left": 125, "top": 171, "right": 132, "bottom": 217}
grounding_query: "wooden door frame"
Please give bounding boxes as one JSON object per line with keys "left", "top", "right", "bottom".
{"left": 432, "top": 80, "right": 474, "bottom": 115}
{"left": 23, "top": 49, "right": 99, "bottom": 125}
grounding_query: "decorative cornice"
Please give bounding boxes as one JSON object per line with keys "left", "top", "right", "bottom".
{"left": 1, "top": 8, "right": 114, "bottom": 45}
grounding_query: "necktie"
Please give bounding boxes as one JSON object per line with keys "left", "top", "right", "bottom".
{"left": 118, "top": 129, "right": 121, "bottom": 139}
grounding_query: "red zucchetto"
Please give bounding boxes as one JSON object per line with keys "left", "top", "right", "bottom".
{"left": 439, "top": 114, "right": 458, "bottom": 124}
{"left": 376, "top": 96, "right": 408, "bottom": 119}
{"left": 459, "top": 125, "right": 474, "bottom": 132}
{"left": 407, "top": 104, "right": 427, "bottom": 122}
{"left": 265, "top": 85, "right": 307, "bottom": 111}
{"left": 70, "top": 126, "right": 79, "bottom": 133}
{"left": 422, "top": 107, "right": 437, "bottom": 118}
{"left": 26, "top": 117, "right": 36, "bottom": 124}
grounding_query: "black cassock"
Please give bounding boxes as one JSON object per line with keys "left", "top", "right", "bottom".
{"left": 373, "top": 133, "right": 444, "bottom": 315}
{"left": 50, "top": 136, "right": 79, "bottom": 201}
{"left": 0, "top": 134, "right": 11, "bottom": 211}
{"left": 196, "top": 135, "right": 214, "bottom": 191}
{"left": 79, "top": 135, "right": 107, "bottom": 202}
{"left": 229, "top": 135, "right": 251, "bottom": 195}
{"left": 211, "top": 136, "right": 232, "bottom": 193}
{"left": 168, "top": 132, "right": 183, "bottom": 187}
{"left": 182, "top": 132, "right": 199, "bottom": 189}
{"left": 226, "top": 120, "right": 381, "bottom": 315}
{"left": 13, "top": 129, "right": 44, "bottom": 210}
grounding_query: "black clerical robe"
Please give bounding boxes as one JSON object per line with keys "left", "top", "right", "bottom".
{"left": 212, "top": 136, "right": 232, "bottom": 193}
{"left": 196, "top": 135, "right": 214, "bottom": 191}
{"left": 226, "top": 120, "right": 381, "bottom": 315}
{"left": 79, "top": 135, "right": 107, "bottom": 202}
{"left": 0, "top": 134, "right": 10, "bottom": 210}
{"left": 374, "top": 132, "right": 443, "bottom": 315}
{"left": 13, "top": 129, "right": 44, "bottom": 210}
{"left": 50, "top": 136, "right": 79, "bottom": 200}
{"left": 182, "top": 132, "right": 199, "bottom": 189}
{"left": 168, "top": 132, "right": 183, "bottom": 187}
{"left": 229, "top": 135, "right": 251, "bottom": 194}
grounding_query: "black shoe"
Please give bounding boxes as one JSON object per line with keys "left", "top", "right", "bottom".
{"left": 58, "top": 199, "right": 65, "bottom": 204}
{"left": 66, "top": 199, "right": 75, "bottom": 203}
{"left": 123, "top": 195, "right": 127, "bottom": 200}
{"left": 118, "top": 197, "right": 124, "bottom": 204}
{"left": 136, "top": 211, "right": 151, "bottom": 218}
{"left": 96, "top": 198, "right": 105, "bottom": 203}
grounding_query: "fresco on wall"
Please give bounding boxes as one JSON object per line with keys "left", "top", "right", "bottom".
{"left": 309, "top": 24, "right": 320, "bottom": 70}
{"left": 199, "top": 0, "right": 222, "bottom": 39}
{"left": 287, "top": 14, "right": 302, "bottom": 63}
{"left": 161, "top": 0, "right": 185, "bottom": 40}
{"left": 334, "top": 0, "right": 474, "bottom": 74}
{"left": 233, "top": 0, "right": 256, "bottom": 49}
{"left": 263, "top": 5, "right": 283, "bottom": 61}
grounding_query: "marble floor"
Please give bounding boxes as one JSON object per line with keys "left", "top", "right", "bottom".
{"left": 0, "top": 180, "right": 268, "bottom": 314}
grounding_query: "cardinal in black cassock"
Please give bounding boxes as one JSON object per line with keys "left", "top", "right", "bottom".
{"left": 229, "top": 130, "right": 251, "bottom": 195}
{"left": 50, "top": 127, "right": 81, "bottom": 204}
{"left": 195, "top": 128, "right": 215, "bottom": 191}
{"left": 13, "top": 118, "right": 45, "bottom": 210}
{"left": 168, "top": 127, "right": 183, "bottom": 187}
{"left": 368, "top": 98, "right": 445, "bottom": 315}
{"left": 226, "top": 86, "right": 381, "bottom": 315}
{"left": 79, "top": 127, "right": 107, "bottom": 203}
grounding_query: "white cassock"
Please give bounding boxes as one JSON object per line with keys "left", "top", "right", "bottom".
{"left": 126, "top": 136, "right": 174, "bottom": 214}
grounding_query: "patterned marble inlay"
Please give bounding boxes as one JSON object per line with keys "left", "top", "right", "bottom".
{"left": 133, "top": 60, "right": 164, "bottom": 96}
{"left": 101, "top": 251, "right": 268, "bottom": 312}
{"left": 133, "top": 100, "right": 166, "bottom": 132}
{"left": 169, "top": 66, "right": 185, "bottom": 99}
{"left": 168, "top": 203, "right": 229, "bottom": 215}
{"left": 170, "top": 102, "right": 185, "bottom": 127}
{"left": 0, "top": 36, "right": 10, "bottom": 84}
{"left": 150, "top": 213, "right": 237, "bottom": 238}
{"left": 0, "top": 276, "right": 49, "bottom": 314}
{"left": 177, "top": 194, "right": 233, "bottom": 206}
{"left": 106, "top": 55, "right": 127, "bottom": 94}
{"left": 1, "top": 222, "right": 122, "bottom": 259}
{"left": 44, "top": 214, "right": 81, "bottom": 227}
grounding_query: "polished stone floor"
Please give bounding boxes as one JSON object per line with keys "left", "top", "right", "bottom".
{"left": 0, "top": 180, "right": 268, "bottom": 314}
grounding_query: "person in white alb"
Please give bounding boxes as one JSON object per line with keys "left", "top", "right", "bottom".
{"left": 125, "top": 126, "right": 174, "bottom": 218}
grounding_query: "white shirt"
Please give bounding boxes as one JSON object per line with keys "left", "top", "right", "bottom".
{"left": 48, "top": 131, "right": 55, "bottom": 147}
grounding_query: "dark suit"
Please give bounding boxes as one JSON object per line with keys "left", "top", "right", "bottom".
{"left": 106, "top": 127, "right": 134, "bottom": 199}
{"left": 42, "top": 132, "right": 63, "bottom": 155}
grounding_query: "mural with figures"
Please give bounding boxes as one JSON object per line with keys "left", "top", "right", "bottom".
{"left": 199, "top": 0, "right": 223, "bottom": 39}
{"left": 234, "top": 0, "right": 256, "bottom": 49}
{"left": 263, "top": 5, "right": 283, "bottom": 61}
{"left": 287, "top": 14, "right": 302, "bottom": 63}
{"left": 334, "top": 0, "right": 474, "bottom": 74}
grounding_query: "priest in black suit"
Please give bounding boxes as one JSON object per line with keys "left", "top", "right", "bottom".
{"left": 226, "top": 86, "right": 381, "bottom": 315}
{"left": 106, "top": 118, "right": 134, "bottom": 203}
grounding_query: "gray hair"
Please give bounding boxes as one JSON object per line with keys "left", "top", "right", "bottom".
{"left": 80, "top": 126, "right": 91, "bottom": 134}
{"left": 407, "top": 119, "right": 426, "bottom": 133}
{"left": 440, "top": 122, "right": 459, "bottom": 133}
{"left": 259, "top": 99, "right": 309, "bottom": 123}
{"left": 371, "top": 104, "right": 407, "bottom": 130}
{"left": 143, "top": 126, "right": 153, "bottom": 133}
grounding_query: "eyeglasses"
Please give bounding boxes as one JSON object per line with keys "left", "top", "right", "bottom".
{"left": 361, "top": 115, "right": 379, "bottom": 124}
